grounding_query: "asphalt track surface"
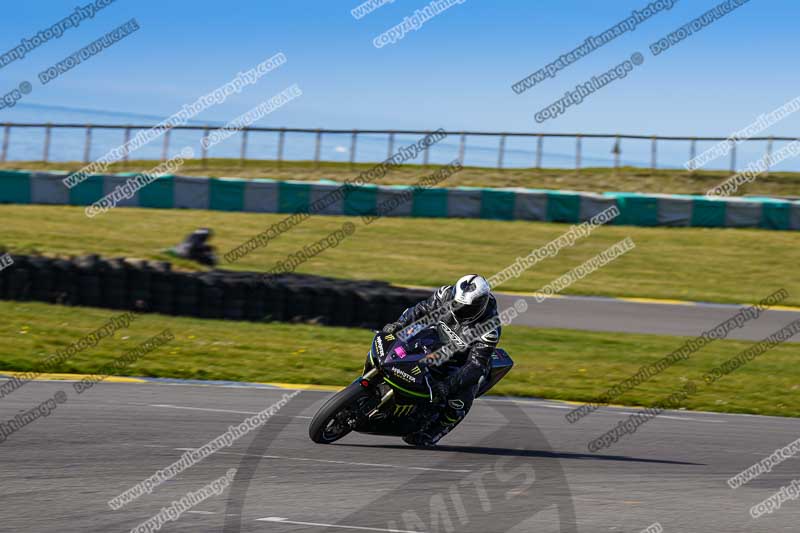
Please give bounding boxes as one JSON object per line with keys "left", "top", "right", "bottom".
{"left": 493, "top": 293, "right": 800, "bottom": 342}
{"left": 2, "top": 380, "right": 799, "bottom": 532}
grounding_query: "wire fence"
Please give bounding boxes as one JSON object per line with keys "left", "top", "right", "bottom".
{"left": 1, "top": 122, "right": 797, "bottom": 174}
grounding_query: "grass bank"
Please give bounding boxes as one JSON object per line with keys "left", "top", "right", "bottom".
{"left": 1, "top": 301, "right": 796, "bottom": 418}
{"left": 0, "top": 204, "right": 797, "bottom": 306}
{"left": 3, "top": 159, "right": 800, "bottom": 197}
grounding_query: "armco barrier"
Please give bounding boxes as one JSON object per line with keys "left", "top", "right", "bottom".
{"left": 1, "top": 169, "right": 799, "bottom": 230}
{"left": 0, "top": 254, "right": 429, "bottom": 329}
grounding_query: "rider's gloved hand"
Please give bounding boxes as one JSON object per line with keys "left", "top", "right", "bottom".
{"left": 431, "top": 380, "right": 449, "bottom": 402}
{"left": 381, "top": 322, "right": 403, "bottom": 335}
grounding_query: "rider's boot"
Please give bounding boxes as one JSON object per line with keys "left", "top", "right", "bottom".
{"left": 402, "top": 400, "right": 465, "bottom": 447}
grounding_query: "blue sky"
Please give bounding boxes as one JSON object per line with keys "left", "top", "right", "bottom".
{"left": 0, "top": 0, "right": 797, "bottom": 138}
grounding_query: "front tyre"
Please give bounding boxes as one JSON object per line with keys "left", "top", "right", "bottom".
{"left": 309, "top": 381, "right": 371, "bottom": 444}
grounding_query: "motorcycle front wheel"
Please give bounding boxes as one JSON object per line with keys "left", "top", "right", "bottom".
{"left": 308, "top": 381, "right": 372, "bottom": 444}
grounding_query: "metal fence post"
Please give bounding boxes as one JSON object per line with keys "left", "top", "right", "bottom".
{"left": 314, "top": 129, "right": 322, "bottom": 168}
{"left": 349, "top": 129, "right": 357, "bottom": 170}
{"left": 730, "top": 139, "right": 737, "bottom": 173}
{"left": 536, "top": 134, "right": 543, "bottom": 169}
{"left": 43, "top": 123, "right": 52, "bottom": 163}
{"left": 83, "top": 124, "right": 92, "bottom": 163}
{"left": 201, "top": 124, "right": 210, "bottom": 168}
{"left": 161, "top": 128, "right": 171, "bottom": 162}
{"left": 765, "top": 136, "right": 774, "bottom": 177}
{"left": 2, "top": 123, "right": 11, "bottom": 163}
{"left": 123, "top": 126, "right": 131, "bottom": 167}
{"left": 423, "top": 131, "right": 430, "bottom": 167}
{"left": 277, "top": 128, "right": 286, "bottom": 168}
{"left": 612, "top": 135, "right": 621, "bottom": 170}
{"left": 650, "top": 135, "right": 657, "bottom": 171}
{"left": 688, "top": 138, "right": 697, "bottom": 174}
{"left": 575, "top": 134, "right": 582, "bottom": 170}
{"left": 387, "top": 131, "right": 395, "bottom": 159}
{"left": 497, "top": 134, "right": 506, "bottom": 169}
{"left": 458, "top": 133, "right": 466, "bottom": 164}
{"left": 240, "top": 129, "right": 248, "bottom": 168}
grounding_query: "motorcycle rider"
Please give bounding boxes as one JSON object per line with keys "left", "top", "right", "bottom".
{"left": 381, "top": 274, "right": 500, "bottom": 446}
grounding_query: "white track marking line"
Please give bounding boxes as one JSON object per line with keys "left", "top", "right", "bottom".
{"left": 14, "top": 377, "right": 785, "bottom": 422}
{"left": 657, "top": 414, "right": 725, "bottom": 422}
{"left": 256, "top": 516, "right": 423, "bottom": 532}
{"left": 149, "top": 404, "right": 258, "bottom": 415}
{"left": 594, "top": 411, "right": 725, "bottom": 422}
{"left": 171, "top": 448, "right": 470, "bottom": 473}
{"left": 480, "top": 398, "right": 725, "bottom": 422}
{"left": 153, "top": 403, "right": 720, "bottom": 424}
{"left": 151, "top": 401, "right": 720, "bottom": 423}
{"left": 587, "top": 410, "right": 725, "bottom": 422}
{"left": 185, "top": 510, "right": 216, "bottom": 515}
{"left": 481, "top": 398, "right": 597, "bottom": 410}
{"left": 149, "top": 404, "right": 312, "bottom": 418}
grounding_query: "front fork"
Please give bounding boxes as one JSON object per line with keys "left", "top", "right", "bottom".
{"left": 358, "top": 367, "right": 395, "bottom": 419}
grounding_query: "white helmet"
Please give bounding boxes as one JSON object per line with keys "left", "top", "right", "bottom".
{"left": 452, "top": 274, "right": 490, "bottom": 323}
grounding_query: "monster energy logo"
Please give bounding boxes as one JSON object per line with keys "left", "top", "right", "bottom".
{"left": 393, "top": 404, "right": 416, "bottom": 416}
{"left": 391, "top": 367, "right": 417, "bottom": 382}
{"left": 410, "top": 366, "right": 421, "bottom": 376}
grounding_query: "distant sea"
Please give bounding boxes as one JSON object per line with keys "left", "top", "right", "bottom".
{"left": 1, "top": 103, "right": 796, "bottom": 173}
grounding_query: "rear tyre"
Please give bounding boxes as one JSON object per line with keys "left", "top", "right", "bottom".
{"left": 309, "top": 381, "right": 371, "bottom": 444}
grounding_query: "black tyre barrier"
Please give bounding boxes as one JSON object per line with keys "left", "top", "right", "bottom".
{"left": 127, "top": 259, "right": 152, "bottom": 312}
{"left": 353, "top": 288, "right": 384, "bottom": 330}
{"left": 174, "top": 274, "right": 200, "bottom": 317}
{"left": 0, "top": 254, "right": 432, "bottom": 329}
{"left": 264, "top": 282, "right": 287, "bottom": 322}
{"left": 75, "top": 255, "right": 104, "bottom": 308}
{"left": 222, "top": 277, "right": 247, "bottom": 320}
{"left": 52, "top": 258, "right": 79, "bottom": 305}
{"left": 284, "top": 280, "right": 315, "bottom": 322}
{"left": 29, "top": 256, "right": 55, "bottom": 303}
{"left": 243, "top": 278, "right": 266, "bottom": 321}
{"left": 329, "top": 285, "right": 356, "bottom": 327}
{"left": 103, "top": 258, "right": 129, "bottom": 310}
{"left": 198, "top": 273, "right": 224, "bottom": 319}
{"left": 150, "top": 261, "right": 175, "bottom": 316}
{"left": 309, "top": 283, "right": 337, "bottom": 326}
{"left": 8, "top": 256, "right": 31, "bottom": 301}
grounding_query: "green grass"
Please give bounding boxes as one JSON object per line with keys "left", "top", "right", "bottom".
{"left": 1, "top": 301, "right": 797, "bottom": 417}
{"left": 1, "top": 204, "right": 798, "bottom": 306}
{"left": 4, "top": 158, "right": 800, "bottom": 197}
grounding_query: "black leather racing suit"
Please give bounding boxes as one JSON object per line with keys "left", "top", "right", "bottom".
{"left": 394, "top": 285, "right": 501, "bottom": 438}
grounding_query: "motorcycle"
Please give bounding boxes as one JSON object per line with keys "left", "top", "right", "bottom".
{"left": 308, "top": 325, "right": 514, "bottom": 444}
